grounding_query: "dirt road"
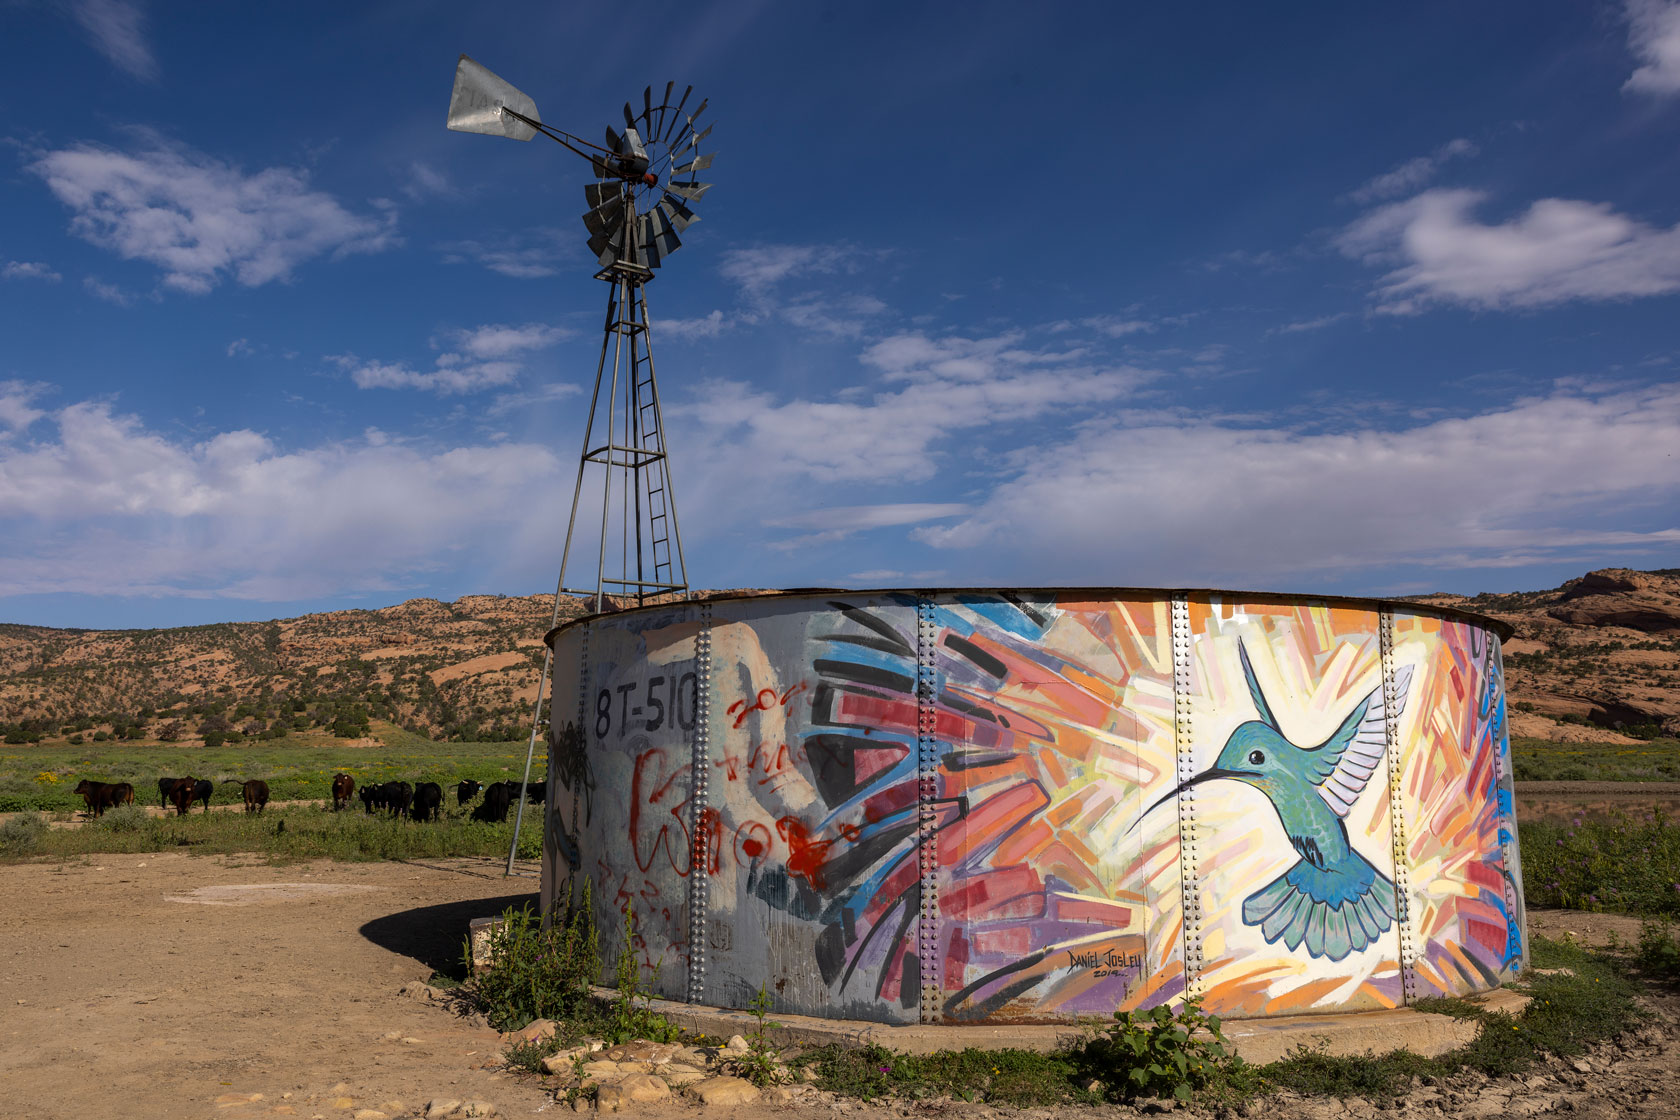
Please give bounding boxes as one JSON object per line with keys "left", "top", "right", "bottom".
{"left": 0, "top": 853, "right": 549, "bottom": 1120}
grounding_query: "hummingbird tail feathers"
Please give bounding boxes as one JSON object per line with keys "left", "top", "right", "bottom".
{"left": 1241, "top": 849, "right": 1397, "bottom": 962}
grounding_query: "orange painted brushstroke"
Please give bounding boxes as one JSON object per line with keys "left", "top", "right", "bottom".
{"left": 937, "top": 783, "right": 1052, "bottom": 868}
{"left": 1263, "top": 975, "right": 1347, "bottom": 1015}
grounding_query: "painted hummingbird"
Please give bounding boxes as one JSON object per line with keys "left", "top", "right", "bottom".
{"left": 1138, "top": 642, "right": 1414, "bottom": 962}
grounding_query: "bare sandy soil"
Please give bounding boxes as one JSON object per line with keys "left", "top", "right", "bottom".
{"left": 2, "top": 856, "right": 1676, "bottom": 1120}
{"left": 0, "top": 853, "right": 549, "bottom": 1120}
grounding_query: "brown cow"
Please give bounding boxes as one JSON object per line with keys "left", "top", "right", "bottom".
{"left": 73, "top": 779, "right": 121, "bottom": 817}
{"left": 113, "top": 782, "right": 134, "bottom": 806}
{"left": 331, "top": 772, "right": 354, "bottom": 811}
{"left": 240, "top": 779, "right": 269, "bottom": 814}
{"left": 164, "top": 776, "right": 196, "bottom": 816}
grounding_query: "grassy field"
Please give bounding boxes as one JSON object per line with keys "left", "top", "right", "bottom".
{"left": 0, "top": 724, "right": 541, "bottom": 813}
{"left": 1511, "top": 736, "right": 1680, "bottom": 782}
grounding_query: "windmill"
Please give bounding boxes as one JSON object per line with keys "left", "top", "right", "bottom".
{"left": 446, "top": 56, "right": 716, "bottom": 873}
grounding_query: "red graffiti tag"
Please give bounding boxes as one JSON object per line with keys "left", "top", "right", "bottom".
{"left": 776, "top": 817, "right": 860, "bottom": 892}
{"left": 692, "top": 807, "right": 723, "bottom": 875}
{"left": 630, "top": 748, "right": 691, "bottom": 876}
{"left": 726, "top": 681, "right": 809, "bottom": 729}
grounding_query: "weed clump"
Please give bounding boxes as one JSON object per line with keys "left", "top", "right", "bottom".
{"left": 468, "top": 887, "right": 600, "bottom": 1033}
{"left": 1078, "top": 999, "right": 1248, "bottom": 1102}
{"left": 0, "top": 811, "right": 47, "bottom": 854}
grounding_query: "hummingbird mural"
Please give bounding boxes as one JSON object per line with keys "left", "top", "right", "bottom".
{"left": 1141, "top": 643, "right": 1414, "bottom": 962}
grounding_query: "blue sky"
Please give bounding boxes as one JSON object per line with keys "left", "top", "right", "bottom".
{"left": 3, "top": 1, "right": 1678, "bottom": 630}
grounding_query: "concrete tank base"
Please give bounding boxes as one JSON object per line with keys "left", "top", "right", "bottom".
{"left": 588, "top": 983, "right": 1531, "bottom": 1064}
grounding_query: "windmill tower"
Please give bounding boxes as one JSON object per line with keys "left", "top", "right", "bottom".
{"left": 446, "top": 57, "right": 717, "bottom": 871}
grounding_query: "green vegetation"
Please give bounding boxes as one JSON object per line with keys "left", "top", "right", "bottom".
{"left": 1519, "top": 812, "right": 1680, "bottom": 916}
{"left": 0, "top": 731, "right": 538, "bottom": 812}
{"left": 808, "top": 935, "right": 1645, "bottom": 1107}
{"left": 0, "top": 800, "right": 542, "bottom": 862}
{"left": 470, "top": 895, "right": 601, "bottom": 1034}
{"left": 1512, "top": 737, "right": 1680, "bottom": 782}
{"left": 1635, "top": 920, "right": 1680, "bottom": 981}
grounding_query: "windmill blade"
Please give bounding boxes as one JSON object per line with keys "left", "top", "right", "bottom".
{"left": 667, "top": 98, "right": 708, "bottom": 153}
{"left": 605, "top": 125, "right": 621, "bottom": 152}
{"left": 585, "top": 182, "right": 624, "bottom": 209}
{"left": 588, "top": 228, "right": 624, "bottom": 266}
{"left": 665, "top": 179, "right": 712, "bottom": 202}
{"left": 590, "top": 155, "right": 614, "bottom": 178}
{"left": 677, "top": 123, "right": 713, "bottom": 154}
{"left": 640, "top": 215, "right": 662, "bottom": 270}
{"left": 658, "top": 196, "right": 698, "bottom": 234}
{"left": 642, "top": 86, "right": 653, "bottom": 129}
{"left": 581, "top": 196, "right": 625, "bottom": 236}
{"left": 446, "top": 55, "right": 540, "bottom": 141}
{"left": 623, "top": 101, "right": 637, "bottom": 131}
{"left": 662, "top": 85, "right": 693, "bottom": 143}
{"left": 654, "top": 81, "right": 675, "bottom": 138}
{"left": 647, "top": 206, "right": 682, "bottom": 259}
{"left": 673, "top": 152, "right": 714, "bottom": 175}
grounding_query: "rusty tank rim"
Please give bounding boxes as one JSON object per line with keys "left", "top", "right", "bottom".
{"left": 545, "top": 584, "right": 1514, "bottom": 648}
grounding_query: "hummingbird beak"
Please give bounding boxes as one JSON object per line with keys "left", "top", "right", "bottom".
{"left": 1126, "top": 767, "right": 1248, "bottom": 835}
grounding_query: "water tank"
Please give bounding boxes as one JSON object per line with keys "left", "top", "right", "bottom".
{"left": 540, "top": 589, "right": 1525, "bottom": 1023}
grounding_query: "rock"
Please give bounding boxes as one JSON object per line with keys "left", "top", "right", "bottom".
{"left": 601, "top": 1073, "right": 669, "bottom": 1110}
{"left": 542, "top": 1049, "right": 591, "bottom": 1075}
{"left": 331, "top": 1097, "right": 355, "bottom": 1110}
{"left": 353, "top": 1112, "right": 388, "bottom": 1120}
{"left": 513, "top": 1019, "right": 558, "bottom": 1044}
{"left": 580, "top": 1060, "right": 625, "bottom": 1081}
{"left": 765, "top": 1086, "right": 796, "bottom": 1105}
{"left": 661, "top": 1064, "right": 707, "bottom": 1087}
{"left": 724, "top": 1035, "right": 750, "bottom": 1053}
{"left": 399, "top": 980, "right": 442, "bottom": 1003}
{"left": 607, "top": 1040, "right": 681, "bottom": 1064}
{"left": 691, "top": 1077, "right": 761, "bottom": 1107}
{"left": 425, "top": 1103, "right": 498, "bottom": 1120}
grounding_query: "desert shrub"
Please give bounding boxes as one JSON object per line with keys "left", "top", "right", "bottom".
{"left": 98, "top": 803, "right": 150, "bottom": 833}
{"left": 1077, "top": 999, "right": 1245, "bottom": 1102}
{"left": 0, "top": 812, "right": 48, "bottom": 854}
{"left": 1636, "top": 920, "right": 1680, "bottom": 981}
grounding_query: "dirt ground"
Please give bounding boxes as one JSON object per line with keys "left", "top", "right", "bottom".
{"left": 0, "top": 853, "right": 549, "bottom": 1120}
{"left": 2, "top": 857, "right": 1677, "bottom": 1120}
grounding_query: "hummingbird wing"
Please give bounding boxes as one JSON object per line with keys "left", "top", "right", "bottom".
{"left": 1304, "top": 664, "right": 1415, "bottom": 817}
{"left": 1241, "top": 848, "right": 1398, "bottom": 961}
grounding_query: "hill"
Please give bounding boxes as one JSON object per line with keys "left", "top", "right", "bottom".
{"left": 1, "top": 571, "right": 1677, "bottom": 747}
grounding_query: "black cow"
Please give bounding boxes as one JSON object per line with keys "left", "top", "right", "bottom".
{"left": 163, "top": 776, "right": 196, "bottom": 816}
{"left": 239, "top": 779, "right": 269, "bottom": 814}
{"left": 381, "top": 781, "right": 412, "bottom": 819}
{"left": 73, "top": 779, "right": 121, "bottom": 817}
{"left": 472, "top": 781, "right": 514, "bottom": 823}
{"left": 523, "top": 777, "right": 547, "bottom": 804}
{"left": 455, "top": 779, "right": 483, "bottom": 807}
{"left": 157, "top": 776, "right": 184, "bottom": 808}
{"left": 410, "top": 781, "right": 443, "bottom": 822}
{"left": 359, "top": 784, "right": 378, "bottom": 813}
{"left": 193, "top": 779, "right": 213, "bottom": 812}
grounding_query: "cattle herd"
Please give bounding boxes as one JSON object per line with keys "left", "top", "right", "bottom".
{"left": 70, "top": 772, "right": 543, "bottom": 823}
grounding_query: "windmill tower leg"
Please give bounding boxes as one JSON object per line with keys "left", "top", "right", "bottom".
{"left": 505, "top": 235, "right": 689, "bottom": 876}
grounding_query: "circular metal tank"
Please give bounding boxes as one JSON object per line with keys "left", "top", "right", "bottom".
{"left": 540, "top": 589, "right": 1526, "bottom": 1024}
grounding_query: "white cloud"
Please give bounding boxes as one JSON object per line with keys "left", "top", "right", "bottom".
{"left": 1338, "top": 188, "right": 1680, "bottom": 312}
{"left": 404, "top": 161, "right": 454, "bottom": 200}
{"left": 0, "top": 398, "right": 568, "bottom": 599}
{"left": 718, "top": 244, "right": 856, "bottom": 295}
{"left": 1625, "top": 0, "right": 1680, "bottom": 95}
{"left": 2, "top": 260, "right": 62, "bottom": 282}
{"left": 336, "top": 322, "right": 567, "bottom": 396}
{"left": 782, "top": 293, "right": 888, "bottom": 338}
{"left": 227, "top": 338, "right": 252, "bottom": 358}
{"left": 1348, "top": 139, "right": 1477, "bottom": 204}
{"left": 439, "top": 229, "right": 569, "bottom": 279}
{"left": 914, "top": 381, "right": 1680, "bottom": 583}
{"left": 30, "top": 136, "right": 398, "bottom": 293}
{"left": 1271, "top": 313, "right": 1349, "bottom": 335}
{"left": 676, "top": 331, "right": 1154, "bottom": 489}
{"left": 763, "top": 502, "right": 969, "bottom": 549}
{"left": 0, "top": 382, "right": 48, "bottom": 433}
{"left": 83, "top": 275, "right": 133, "bottom": 305}
{"left": 655, "top": 309, "right": 730, "bottom": 339}
{"left": 1084, "top": 316, "right": 1155, "bottom": 338}
{"left": 68, "top": 0, "right": 157, "bottom": 81}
